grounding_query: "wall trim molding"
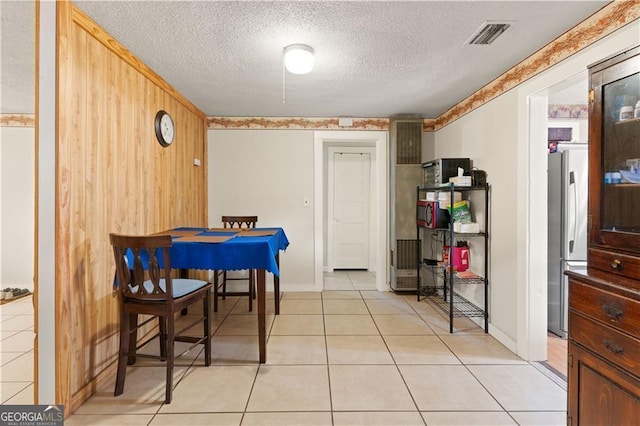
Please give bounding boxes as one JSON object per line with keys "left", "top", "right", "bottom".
{"left": 1, "top": 114, "right": 35, "bottom": 127}
{"left": 208, "top": 116, "right": 389, "bottom": 130}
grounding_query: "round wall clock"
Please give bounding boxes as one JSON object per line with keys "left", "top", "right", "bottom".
{"left": 154, "top": 110, "right": 175, "bottom": 147}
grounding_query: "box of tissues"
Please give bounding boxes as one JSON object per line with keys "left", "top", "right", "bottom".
{"left": 448, "top": 167, "right": 472, "bottom": 186}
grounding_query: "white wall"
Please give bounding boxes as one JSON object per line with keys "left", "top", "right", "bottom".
{"left": 434, "top": 92, "right": 519, "bottom": 345}
{"left": 208, "top": 129, "right": 316, "bottom": 291}
{"left": 0, "top": 126, "right": 35, "bottom": 291}
{"left": 434, "top": 20, "right": 640, "bottom": 358}
{"left": 422, "top": 131, "right": 435, "bottom": 163}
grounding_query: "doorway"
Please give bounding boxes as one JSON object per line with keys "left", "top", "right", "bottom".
{"left": 313, "top": 131, "right": 388, "bottom": 292}
{"left": 327, "top": 148, "right": 373, "bottom": 271}
{"left": 528, "top": 70, "right": 588, "bottom": 375}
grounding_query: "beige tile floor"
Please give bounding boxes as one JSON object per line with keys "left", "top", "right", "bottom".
{"left": 0, "top": 294, "right": 35, "bottom": 405}
{"left": 0, "top": 271, "right": 567, "bottom": 425}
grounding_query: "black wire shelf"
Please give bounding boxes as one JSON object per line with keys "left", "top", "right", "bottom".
{"left": 420, "top": 263, "right": 486, "bottom": 285}
{"left": 416, "top": 183, "right": 490, "bottom": 333}
{"left": 424, "top": 290, "right": 485, "bottom": 318}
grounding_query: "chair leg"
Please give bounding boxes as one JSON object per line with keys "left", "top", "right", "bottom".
{"left": 203, "top": 294, "right": 211, "bottom": 366}
{"left": 165, "top": 313, "right": 175, "bottom": 404}
{"left": 127, "top": 313, "right": 138, "bottom": 365}
{"left": 115, "top": 309, "right": 130, "bottom": 397}
{"left": 159, "top": 316, "right": 167, "bottom": 360}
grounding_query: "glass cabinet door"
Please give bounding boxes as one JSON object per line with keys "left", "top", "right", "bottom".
{"left": 601, "top": 71, "right": 640, "bottom": 233}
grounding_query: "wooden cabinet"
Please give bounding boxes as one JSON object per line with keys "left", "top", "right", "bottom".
{"left": 567, "top": 45, "right": 640, "bottom": 425}
{"left": 568, "top": 340, "right": 640, "bottom": 426}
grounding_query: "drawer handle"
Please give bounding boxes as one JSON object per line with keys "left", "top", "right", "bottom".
{"left": 603, "top": 339, "right": 624, "bottom": 355}
{"left": 610, "top": 259, "right": 623, "bottom": 270}
{"left": 602, "top": 304, "right": 623, "bottom": 320}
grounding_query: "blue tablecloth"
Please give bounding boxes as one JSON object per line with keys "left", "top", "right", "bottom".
{"left": 168, "top": 227, "right": 289, "bottom": 276}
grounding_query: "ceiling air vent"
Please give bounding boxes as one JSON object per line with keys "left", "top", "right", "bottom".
{"left": 467, "top": 22, "right": 511, "bottom": 45}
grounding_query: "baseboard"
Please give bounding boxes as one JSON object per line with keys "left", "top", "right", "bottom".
{"left": 488, "top": 323, "right": 518, "bottom": 354}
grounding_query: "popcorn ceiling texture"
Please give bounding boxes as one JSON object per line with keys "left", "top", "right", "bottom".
{"left": 59, "top": 1, "right": 608, "bottom": 119}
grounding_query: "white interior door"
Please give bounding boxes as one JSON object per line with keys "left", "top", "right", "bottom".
{"left": 333, "top": 152, "right": 370, "bottom": 269}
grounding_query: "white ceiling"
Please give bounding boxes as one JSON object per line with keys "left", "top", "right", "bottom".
{"left": 1, "top": 1, "right": 607, "bottom": 117}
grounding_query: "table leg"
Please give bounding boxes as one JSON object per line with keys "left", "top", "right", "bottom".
{"left": 274, "top": 253, "right": 280, "bottom": 315}
{"left": 257, "top": 268, "right": 266, "bottom": 363}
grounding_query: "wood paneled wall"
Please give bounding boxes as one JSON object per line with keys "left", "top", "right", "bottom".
{"left": 54, "top": 3, "right": 207, "bottom": 412}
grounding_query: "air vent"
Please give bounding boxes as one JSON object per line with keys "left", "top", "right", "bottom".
{"left": 395, "top": 121, "right": 422, "bottom": 165}
{"left": 396, "top": 239, "right": 419, "bottom": 269}
{"left": 467, "top": 22, "right": 511, "bottom": 45}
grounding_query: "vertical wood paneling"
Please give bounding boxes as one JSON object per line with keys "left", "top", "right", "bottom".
{"left": 69, "top": 19, "right": 87, "bottom": 394}
{"left": 56, "top": 0, "right": 74, "bottom": 408}
{"left": 55, "top": 3, "right": 207, "bottom": 413}
{"left": 85, "top": 26, "right": 114, "bottom": 385}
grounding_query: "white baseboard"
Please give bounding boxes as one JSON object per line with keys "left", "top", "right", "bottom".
{"left": 488, "top": 323, "right": 518, "bottom": 354}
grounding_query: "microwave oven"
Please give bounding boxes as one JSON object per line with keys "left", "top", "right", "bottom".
{"left": 417, "top": 200, "right": 449, "bottom": 229}
{"left": 422, "top": 158, "right": 471, "bottom": 186}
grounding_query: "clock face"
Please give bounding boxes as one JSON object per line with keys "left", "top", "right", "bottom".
{"left": 155, "top": 110, "right": 174, "bottom": 147}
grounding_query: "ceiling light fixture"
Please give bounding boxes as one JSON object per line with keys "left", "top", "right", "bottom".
{"left": 283, "top": 44, "right": 315, "bottom": 74}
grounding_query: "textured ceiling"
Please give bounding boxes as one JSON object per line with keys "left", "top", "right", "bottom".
{"left": 1, "top": 1, "right": 36, "bottom": 115}
{"left": 2, "top": 1, "right": 608, "bottom": 117}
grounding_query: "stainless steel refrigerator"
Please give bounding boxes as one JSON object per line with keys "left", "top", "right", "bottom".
{"left": 548, "top": 143, "right": 588, "bottom": 339}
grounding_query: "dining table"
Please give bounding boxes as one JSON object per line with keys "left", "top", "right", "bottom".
{"left": 156, "top": 226, "right": 289, "bottom": 363}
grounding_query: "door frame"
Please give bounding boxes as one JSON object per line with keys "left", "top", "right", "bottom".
{"left": 313, "top": 131, "right": 388, "bottom": 292}
{"left": 36, "top": 0, "right": 57, "bottom": 403}
{"left": 327, "top": 147, "right": 375, "bottom": 271}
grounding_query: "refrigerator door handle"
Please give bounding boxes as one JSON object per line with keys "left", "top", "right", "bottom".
{"left": 569, "top": 170, "right": 576, "bottom": 254}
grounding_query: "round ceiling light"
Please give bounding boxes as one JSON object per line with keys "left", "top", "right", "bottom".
{"left": 283, "top": 44, "right": 315, "bottom": 74}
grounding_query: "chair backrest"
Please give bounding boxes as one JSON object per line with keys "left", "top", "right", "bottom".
{"left": 221, "top": 215, "right": 258, "bottom": 229}
{"left": 109, "top": 233, "right": 174, "bottom": 302}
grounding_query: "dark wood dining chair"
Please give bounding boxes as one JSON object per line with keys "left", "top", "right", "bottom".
{"left": 213, "top": 215, "right": 258, "bottom": 312}
{"left": 110, "top": 233, "right": 212, "bottom": 404}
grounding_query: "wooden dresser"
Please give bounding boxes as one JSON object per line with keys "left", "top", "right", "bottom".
{"left": 566, "top": 45, "right": 640, "bottom": 425}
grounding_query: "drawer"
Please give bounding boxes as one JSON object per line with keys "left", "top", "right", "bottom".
{"left": 589, "top": 248, "right": 640, "bottom": 283}
{"left": 569, "top": 311, "right": 640, "bottom": 377}
{"left": 569, "top": 279, "right": 640, "bottom": 338}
